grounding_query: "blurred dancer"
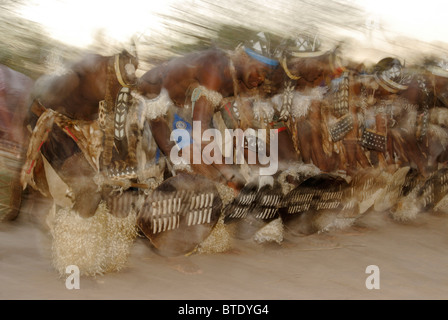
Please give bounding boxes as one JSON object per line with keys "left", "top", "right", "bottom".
{"left": 273, "top": 33, "right": 343, "bottom": 174}
{"left": 23, "top": 48, "right": 139, "bottom": 218}
{"left": 0, "top": 65, "right": 34, "bottom": 222}
{"left": 137, "top": 33, "right": 279, "bottom": 191}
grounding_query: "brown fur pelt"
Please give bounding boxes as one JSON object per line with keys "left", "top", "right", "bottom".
{"left": 54, "top": 114, "right": 103, "bottom": 172}
{"left": 21, "top": 109, "right": 56, "bottom": 194}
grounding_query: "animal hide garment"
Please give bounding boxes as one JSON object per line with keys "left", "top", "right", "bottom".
{"left": 21, "top": 109, "right": 56, "bottom": 192}
{"left": 191, "top": 85, "right": 224, "bottom": 114}
{"left": 55, "top": 114, "right": 104, "bottom": 173}
{"left": 134, "top": 88, "right": 173, "bottom": 123}
{"left": 252, "top": 100, "right": 275, "bottom": 123}
{"left": 289, "top": 87, "right": 328, "bottom": 119}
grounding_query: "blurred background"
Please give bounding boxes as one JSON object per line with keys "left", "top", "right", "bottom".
{"left": 2, "top": 0, "right": 448, "bottom": 79}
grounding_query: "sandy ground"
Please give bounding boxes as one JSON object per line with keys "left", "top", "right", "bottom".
{"left": 1, "top": 191, "right": 448, "bottom": 301}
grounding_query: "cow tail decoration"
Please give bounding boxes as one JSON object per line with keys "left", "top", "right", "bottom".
{"left": 101, "top": 59, "right": 116, "bottom": 167}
